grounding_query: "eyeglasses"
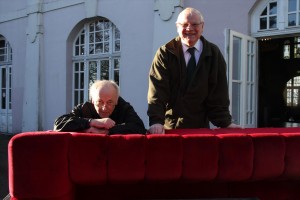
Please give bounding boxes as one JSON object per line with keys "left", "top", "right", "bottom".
{"left": 177, "top": 23, "right": 202, "bottom": 29}
{"left": 94, "top": 100, "right": 116, "bottom": 108}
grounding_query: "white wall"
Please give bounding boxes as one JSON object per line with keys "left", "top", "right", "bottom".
{"left": 0, "top": 0, "right": 260, "bottom": 133}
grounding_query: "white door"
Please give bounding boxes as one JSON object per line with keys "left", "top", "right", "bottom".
{"left": 226, "top": 29, "right": 257, "bottom": 128}
{"left": 0, "top": 65, "right": 12, "bottom": 133}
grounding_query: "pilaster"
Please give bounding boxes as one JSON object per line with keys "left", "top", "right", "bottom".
{"left": 22, "top": 0, "right": 44, "bottom": 131}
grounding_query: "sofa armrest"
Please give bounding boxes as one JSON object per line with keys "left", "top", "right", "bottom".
{"left": 8, "top": 132, "right": 73, "bottom": 199}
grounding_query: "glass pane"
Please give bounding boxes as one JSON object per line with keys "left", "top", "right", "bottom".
{"left": 104, "top": 21, "right": 111, "bottom": 29}
{"left": 287, "top": 79, "right": 292, "bottom": 87}
{"left": 95, "top": 43, "right": 103, "bottom": 54}
{"left": 89, "top": 33, "right": 94, "bottom": 43}
{"left": 293, "top": 89, "right": 298, "bottom": 106}
{"left": 74, "top": 73, "right": 79, "bottom": 89}
{"left": 294, "top": 76, "right": 300, "bottom": 86}
{"left": 104, "top": 42, "right": 109, "bottom": 53}
{"left": 269, "top": 2, "right": 277, "bottom": 15}
{"left": 114, "top": 58, "right": 120, "bottom": 70}
{"left": 104, "top": 30, "right": 109, "bottom": 41}
{"left": 0, "top": 40, "right": 5, "bottom": 47}
{"left": 80, "top": 62, "right": 84, "bottom": 71}
{"left": 80, "top": 45, "right": 84, "bottom": 55}
{"left": 287, "top": 89, "right": 292, "bottom": 106}
{"left": 249, "top": 84, "right": 253, "bottom": 110}
{"left": 89, "top": 61, "right": 97, "bottom": 85}
{"left": 286, "top": 77, "right": 300, "bottom": 107}
{"left": 75, "top": 46, "right": 79, "bottom": 56}
{"left": 80, "top": 90, "right": 84, "bottom": 103}
{"left": 284, "top": 45, "right": 290, "bottom": 59}
{"left": 288, "top": 13, "right": 296, "bottom": 26}
{"left": 80, "top": 33, "right": 85, "bottom": 44}
{"left": 9, "top": 67, "right": 11, "bottom": 88}
{"left": 232, "top": 82, "right": 241, "bottom": 124}
{"left": 288, "top": 0, "right": 297, "bottom": 12}
{"left": 101, "top": 60, "right": 109, "bottom": 80}
{"left": 89, "top": 23, "right": 94, "bottom": 32}
{"left": 9, "top": 92, "right": 11, "bottom": 109}
{"left": 96, "top": 21, "right": 103, "bottom": 31}
{"left": 80, "top": 73, "right": 84, "bottom": 89}
{"left": 294, "top": 44, "right": 300, "bottom": 58}
{"left": 2, "top": 89, "right": 6, "bottom": 109}
{"left": 247, "top": 54, "right": 254, "bottom": 82}
{"left": 96, "top": 32, "right": 102, "bottom": 42}
{"left": 260, "top": 17, "right": 267, "bottom": 29}
{"left": 114, "top": 59, "right": 120, "bottom": 84}
{"left": 74, "top": 91, "right": 78, "bottom": 106}
{"left": 247, "top": 112, "right": 253, "bottom": 124}
{"left": 114, "top": 70, "right": 119, "bottom": 85}
{"left": 115, "top": 40, "right": 120, "bottom": 52}
{"left": 2, "top": 68, "right": 6, "bottom": 87}
{"left": 74, "top": 62, "right": 79, "bottom": 71}
{"left": 232, "top": 36, "right": 241, "bottom": 80}
{"left": 115, "top": 28, "right": 120, "bottom": 39}
{"left": 269, "top": 16, "right": 277, "bottom": 28}
{"left": 248, "top": 40, "right": 254, "bottom": 53}
{"left": 9, "top": 46, "right": 12, "bottom": 61}
{"left": 261, "top": 7, "right": 267, "bottom": 16}
{"left": 89, "top": 44, "right": 94, "bottom": 54}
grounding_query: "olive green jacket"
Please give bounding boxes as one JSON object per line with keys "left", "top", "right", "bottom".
{"left": 147, "top": 36, "right": 232, "bottom": 129}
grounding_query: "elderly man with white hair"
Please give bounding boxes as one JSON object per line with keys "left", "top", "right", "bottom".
{"left": 147, "top": 7, "right": 240, "bottom": 134}
{"left": 54, "top": 80, "right": 146, "bottom": 135}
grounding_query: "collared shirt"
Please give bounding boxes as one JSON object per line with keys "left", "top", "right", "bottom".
{"left": 182, "top": 39, "right": 203, "bottom": 66}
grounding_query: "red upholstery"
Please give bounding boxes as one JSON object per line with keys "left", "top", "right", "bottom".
{"left": 8, "top": 128, "right": 300, "bottom": 200}
{"left": 8, "top": 132, "right": 72, "bottom": 200}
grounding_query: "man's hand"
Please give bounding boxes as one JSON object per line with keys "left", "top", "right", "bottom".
{"left": 90, "top": 118, "right": 116, "bottom": 129}
{"left": 226, "top": 123, "right": 242, "bottom": 129}
{"left": 83, "top": 127, "right": 109, "bottom": 134}
{"left": 148, "top": 123, "right": 165, "bottom": 134}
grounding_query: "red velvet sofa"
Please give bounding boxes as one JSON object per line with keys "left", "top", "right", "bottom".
{"left": 8, "top": 128, "right": 300, "bottom": 200}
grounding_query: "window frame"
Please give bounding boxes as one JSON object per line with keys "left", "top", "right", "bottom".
{"left": 259, "top": 0, "right": 278, "bottom": 30}
{"left": 72, "top": 18, "right": 121, "bottom": 107}
{"left": 287, "top": 0, "right": 300, "bottom": 27}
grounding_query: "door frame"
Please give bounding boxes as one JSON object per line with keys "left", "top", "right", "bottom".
{"left": 225, "top": 29, "right": 258, "bottom": 128}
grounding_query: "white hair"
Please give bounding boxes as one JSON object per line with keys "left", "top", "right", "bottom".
{"left": 176, "top": 7, "right": 205, "bottom": 24}
{"left": 89, "top": 80, "right": 120, "bottom": 101}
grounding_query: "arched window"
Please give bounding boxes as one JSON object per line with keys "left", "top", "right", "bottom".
{"left": 72, "top": 18, "right": 121, "bottom": 107}
{"left": 259, "top": 1, "right": 277, "bottom": 30}
{"left": 251, "top": 0, "right": 300, "bottom": 37}
{"left": 285, "top": 76, "right": 300, "bottom": 107}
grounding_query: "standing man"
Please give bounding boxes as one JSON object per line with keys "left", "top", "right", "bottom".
{"left": 148, "top": 7, "right": 240, "bottom": 134}
{"left": 54, "top": 80, "right": 146, "bottom": 134}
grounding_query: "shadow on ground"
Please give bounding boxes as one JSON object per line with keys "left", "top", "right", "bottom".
{"left": 0, "top": 134, "right": 13, "bottom": 199}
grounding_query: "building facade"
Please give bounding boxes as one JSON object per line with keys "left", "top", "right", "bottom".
{"left": 0, "top": 0, "right": 299, "bottom": 134}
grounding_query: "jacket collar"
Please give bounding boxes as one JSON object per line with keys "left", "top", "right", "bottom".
{"left": 165, "top": 35, "right": 212, "bottom": 58}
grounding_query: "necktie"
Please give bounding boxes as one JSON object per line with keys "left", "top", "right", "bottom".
{"left": 187, "top": 47, "right": 196, "bottom": 85}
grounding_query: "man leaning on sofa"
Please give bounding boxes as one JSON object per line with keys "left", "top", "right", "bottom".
{"left": 53, "top": 80, "right": 146, "bottom": 135}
